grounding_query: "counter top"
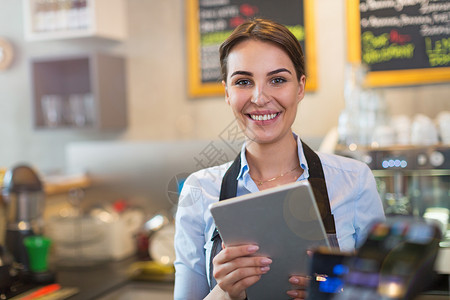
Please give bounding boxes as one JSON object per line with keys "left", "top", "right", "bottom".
{"left": 56, "top": 257, "right": 133, "bottom": 300}
{"left": 56, "top": 257, "right": 174, "bottom": 300}
{"left": 9, "top": 257, "right": 174, "bottom": 300}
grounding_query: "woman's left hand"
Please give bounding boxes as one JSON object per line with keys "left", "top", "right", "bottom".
{"left": 286, "top": 275, "right": 309, "bottom": 300}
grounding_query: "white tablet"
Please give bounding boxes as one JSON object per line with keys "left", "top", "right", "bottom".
{"left": 209, "top": 181, "right": 330, "bottom": 300}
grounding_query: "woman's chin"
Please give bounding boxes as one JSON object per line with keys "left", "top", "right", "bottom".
{"left": 245, "top": 132, "right": 280, "bottom": 145}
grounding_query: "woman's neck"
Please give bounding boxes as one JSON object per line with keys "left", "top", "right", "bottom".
{"left": 245, "top": 132, "right": 300, "bottom": 182}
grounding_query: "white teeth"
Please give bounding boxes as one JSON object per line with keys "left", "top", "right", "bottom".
{"left": 250, "top": 113, "right": 277, "bottom": 121}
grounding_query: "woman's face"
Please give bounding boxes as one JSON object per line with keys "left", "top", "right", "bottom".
{"left": 223, "top": 39, "right": 306, "bottom": 145}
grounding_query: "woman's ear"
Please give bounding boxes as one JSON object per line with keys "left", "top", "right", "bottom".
{"left": 223, "top": 80, "right": 230, "bottom": 105}
{"left": 297, "top": 75, "right": 306, "bottom": 103}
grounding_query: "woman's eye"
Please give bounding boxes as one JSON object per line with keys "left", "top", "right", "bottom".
{"left": 235, "top": 79, "right": 251, "bottom": 86}
{"left": 271, "top": 77, "right": 286, "bottom": 84}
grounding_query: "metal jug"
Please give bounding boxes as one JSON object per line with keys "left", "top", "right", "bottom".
{"left": 1, "top": 164, "right": 45, "bottom": 271}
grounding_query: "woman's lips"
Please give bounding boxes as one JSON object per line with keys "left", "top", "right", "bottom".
{"left": 247, "top": 112, "right": 280, "bottom": 121}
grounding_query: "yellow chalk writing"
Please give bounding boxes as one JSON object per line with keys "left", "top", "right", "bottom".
{"left": 286, "top": 25, "right": 305, "bottom": 42}
{"left": 362, "top": 31, "right": 389, "bottom": 49}
{"left": 200, "top": 25, "right": 305, "bottom": 46}
{"left": 362, "top": 31, "right": 415, "bottom": 64}
{"left": 202, "top": 30, "right": 233, "bottom": 46}
{"left": 425, "top": 37, "right": 450, "bottom": 67}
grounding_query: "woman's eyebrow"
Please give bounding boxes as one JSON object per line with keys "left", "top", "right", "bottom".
{"left": 267, "top": 68, "right": 292, "bottom": 76}
{"left": 230, "top": 70, "right": 253, "bottom": 78}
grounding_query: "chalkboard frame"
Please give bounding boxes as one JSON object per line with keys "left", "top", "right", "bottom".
{"left": 186, "top": 0, "right": 317, "bottom": 98}
{"left": 346, "top": 0, "right": 450, "bottom": 87}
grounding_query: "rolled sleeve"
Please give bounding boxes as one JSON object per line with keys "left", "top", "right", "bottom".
{"left": 174, "top": 176, "right": 210, "bottom": 300}
{"left": 354, "top": 163, "right": 386, "bottom": 248}
{"left": 318, "top": 151, "right": 385, "bottom": 252}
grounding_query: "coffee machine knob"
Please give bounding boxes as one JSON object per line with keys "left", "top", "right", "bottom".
{"left": 429, "top": 151, "right": 445, "bottom": 168}
{"left": 417, "top": 154, "right": 427, "bottom": 166}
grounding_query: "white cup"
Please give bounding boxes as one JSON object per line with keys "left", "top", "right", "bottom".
{"left": 411, "top": 114, "right": 439, "bottom": 146}
{"left": 372, "top": 125, "right": 396, "bottom": 147}
{"left": 436, "top": 111, "right": 450, "bottom": 144}
{"left": 391, "top": 115, "right": 411, "bottom": 145}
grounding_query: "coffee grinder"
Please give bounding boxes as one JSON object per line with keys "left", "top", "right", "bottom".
{"left": 1, "top": 164, "right": 45, "bottom": 274}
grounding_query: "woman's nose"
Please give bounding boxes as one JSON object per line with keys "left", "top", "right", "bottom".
{"left": 251, "top": 88, "right": 269, "bottom": 106}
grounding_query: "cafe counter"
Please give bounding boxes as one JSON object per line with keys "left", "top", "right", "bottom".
{"left": 10, "top": 256, "right": 174, "bottom": 300}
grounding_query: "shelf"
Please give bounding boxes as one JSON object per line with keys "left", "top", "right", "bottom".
{"left": 335, "top": 144, "right": 450, "bottom": 153}
{"left": 1, "top": 170, "right": 91, "bottom": 196}
{"left": 30, "top": 53, "right": 127, "bottom": 130}
{"left": 43, "top": 173, "right": 92, "bottom": 195}
{"left": 22, "top": 0, "right": 127, "bottom": 41}
{"left": 372, "top": 169, "right": 450, "bottom": 177}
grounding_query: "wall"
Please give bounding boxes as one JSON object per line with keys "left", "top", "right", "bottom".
{"left": 0, "top": 0, "right": 448, "bottom": 173}
{"left": 0, "top": 0, "right": 125, "bottom": 173}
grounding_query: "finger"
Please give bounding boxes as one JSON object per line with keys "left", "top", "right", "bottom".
{"left": 226, "top": 265, "right": 270, "bottom": 282}
{"left": 214, "top": 255, "right": 272, "bottom": 278}
{"left": 213, "top": 244, "right": 259, "bottom": 264}
{"left": 218, "top": 274, "right": 261, "bottom": 299}
{"left": 286, "top": 289, "right": 307, "bottom": 299}
{"left": 229, "top": 274, "right": 262, "bottom": 295}
{"left": 289, "top": 275, "right": 310, "bottom": 288}
{"left": 218, "top": 267, "right": 266, "bottom": 297}
{"left": 214, "top": 258, "right": 271, "bottom": 285}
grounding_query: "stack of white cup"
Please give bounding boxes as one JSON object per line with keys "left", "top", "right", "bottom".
{"left": 371, "top": 112, "right": 449, "bottom": 147}
{"left": 411, "top": 114, "right": 439, "bottom": 146}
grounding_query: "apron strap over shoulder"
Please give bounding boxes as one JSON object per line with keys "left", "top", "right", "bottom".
{"left": 219, "top": 154, "right": 241, "bottom": 201}
{"left": 301, "top": 142, "right": 339, "bottom": 249}
{"left": 209, "top": 154, "right": 241, "bottom": 289}
{"left": 301, "top": 142, "right": 336, "bottom": 235}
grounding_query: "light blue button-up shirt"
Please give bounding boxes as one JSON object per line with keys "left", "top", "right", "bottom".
{"left": 174, "top": 135, "right": 385, "bottom": 300}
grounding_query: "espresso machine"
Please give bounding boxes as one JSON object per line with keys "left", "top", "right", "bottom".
{"left": 336, "top": 145, "right": 450, "bottom": 277}
{"left": 1, "top": 164, "right": 45, "bottom": 273}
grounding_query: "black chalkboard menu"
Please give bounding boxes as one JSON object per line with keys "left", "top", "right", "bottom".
{"left": 347, "top": 0, "right": 450, "bottom": 87}
{"left": 186, "top": 0, "right": 317, "bottom": 97}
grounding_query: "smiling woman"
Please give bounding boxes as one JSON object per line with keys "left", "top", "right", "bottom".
{"left": 174, "top": 18, "right": 385, "bottom": 300}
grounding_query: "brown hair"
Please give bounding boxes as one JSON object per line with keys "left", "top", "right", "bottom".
{"left": 219, "top": 18, "right": 305, "bottom": 83}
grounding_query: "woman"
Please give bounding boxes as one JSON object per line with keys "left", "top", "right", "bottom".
{"left": 174, "top": 19, "right": 385, "bottom": 300}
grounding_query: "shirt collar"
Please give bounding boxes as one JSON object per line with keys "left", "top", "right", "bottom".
{"left": 236, "top": 133, "right": 310, "bottom": 181}
{"left": 295, "top": 133, "right": 310, "bottom": 180}
{"left": 237, "top": 143, "right": 249, "bottom": 180}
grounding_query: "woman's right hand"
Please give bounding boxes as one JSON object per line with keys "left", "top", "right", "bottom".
{"left": 212, "top": 244, "right": 272, "bottom": 300}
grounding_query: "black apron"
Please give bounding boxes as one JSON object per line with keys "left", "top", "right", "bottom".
{"left": 208, "top": 141, "right": 339, "bottom": 290}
